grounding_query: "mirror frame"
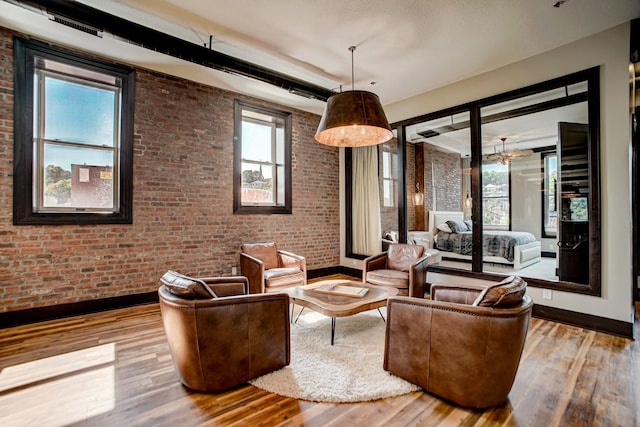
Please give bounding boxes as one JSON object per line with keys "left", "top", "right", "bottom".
{"left": 346, "top": 67, "right": 601, "bottom": 296}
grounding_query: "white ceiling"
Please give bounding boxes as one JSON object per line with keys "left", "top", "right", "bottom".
{"left": 1, "top": 0, "right": 638, "bottom": 122}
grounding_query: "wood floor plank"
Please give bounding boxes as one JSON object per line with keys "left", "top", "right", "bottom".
{"left": 0, "top": 281, "right": 638, "bottom": 427}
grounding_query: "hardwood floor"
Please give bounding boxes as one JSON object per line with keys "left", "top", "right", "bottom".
{"left": 0, "top": 285, "right": 638, "bottom": 426}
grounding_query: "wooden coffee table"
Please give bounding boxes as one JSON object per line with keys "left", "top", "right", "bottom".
{"left": 284, "top": 279, "right": 398, "bottom": 345}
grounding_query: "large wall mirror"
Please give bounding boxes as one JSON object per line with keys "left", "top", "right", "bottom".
{"left": 346, "top": 67, "right": 601, "bottom": 295}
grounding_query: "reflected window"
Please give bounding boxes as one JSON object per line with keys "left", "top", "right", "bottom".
{"left": 543, "top": 153, "right": 558, "bottom": 237}
{"left": 482, "top": 162, "right": 510, "bottom": 230}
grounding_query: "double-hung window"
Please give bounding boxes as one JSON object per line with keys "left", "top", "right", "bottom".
{"left": 13, "top": 38, "right": 134, "bottom": 224}
{"left": 380, "top": 148, "right": 397, "bottom": 207}
{"left": 482, "top": 162, "right": 510, "bottom": 230}
{"left": 233, "top": 100, "right": 292, "bottom": 214}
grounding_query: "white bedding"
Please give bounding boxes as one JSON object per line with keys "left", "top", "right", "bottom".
{"left": 428, "top": 211, "right": 541, "bottom": 270}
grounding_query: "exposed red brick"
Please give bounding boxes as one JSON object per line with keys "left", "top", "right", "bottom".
{"left": 0, "top": 27, "right": 340, "bottom": 311}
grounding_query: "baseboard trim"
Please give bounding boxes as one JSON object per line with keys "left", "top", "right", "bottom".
{"left": 0, "top": 291, "right": 158, "bottom": 329}
{"left": 532, "top": 304, "right": 634, "bottom": 339}
{"left": 1, "top": 267, "right": 363, "bottom": 329}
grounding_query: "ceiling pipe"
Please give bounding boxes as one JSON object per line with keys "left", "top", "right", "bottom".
{"left": 9, "top": 0, "right": 336, "bottom": 101}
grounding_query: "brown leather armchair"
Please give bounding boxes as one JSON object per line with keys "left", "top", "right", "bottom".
{"left": 383, "top": 276, "right": 533, "bottom": 408}
{"left": 363, "top": 243, "right": 431, "bottom": 297}
{"left": 240, "top": 242, "right": 306, "bottom": 294}
{"left": 158, "top": 270, "right": 290, "bottom": 392}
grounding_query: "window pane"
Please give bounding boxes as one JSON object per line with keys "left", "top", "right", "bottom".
{"left": 276, "top": 127, "right": 284, "bottom": 164}
{"left": 482, "top": 197, "right": 510, "bottom": 226}
{"left": 44, "top": 77, "right": 116, "bottom": 146}
{"left": 242, "top": 120, "right": 272, "bottom": 162}
{"left": 43, "top": 144, "right": 114, "bottom": 209}
{"left": 382, "top": 151, "right": 391, "bottom": 178}
{"left": 544, "top": 155, "right": 558, "bottom": 235}
{"left": 383, "top": 179, "right": 393, "bottom": 207}
{"left": 276, "top": 165, "right": 285, "bottom": 205}
{"left": 241, "top": 163, "right": 273, "bottom": 204}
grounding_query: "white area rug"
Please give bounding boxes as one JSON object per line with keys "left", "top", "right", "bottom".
{"left": 249, "top": 309, "right": 420, "bottom": 403}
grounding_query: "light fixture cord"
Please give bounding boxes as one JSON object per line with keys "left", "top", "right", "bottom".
{"left": 349, "top": 46, "right": 356, "bottom": 91}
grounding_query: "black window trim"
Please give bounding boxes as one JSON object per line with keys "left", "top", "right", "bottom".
{"left": 233, "top": 99, "right": 292, "bottom": 215}
{"left": 13, "top": 37, "right": 135, "bottom": 225}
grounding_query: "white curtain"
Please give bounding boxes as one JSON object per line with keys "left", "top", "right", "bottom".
{"left": 352, "top": 146, "right": 382, "bottom": 255}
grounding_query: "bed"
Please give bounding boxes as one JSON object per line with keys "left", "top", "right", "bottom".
{"left": 428, "top": 211, "right": 541, "bottom": 270}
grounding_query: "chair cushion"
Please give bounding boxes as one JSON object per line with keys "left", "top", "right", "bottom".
{"left": 387, "top": 244, "right": 425, "bottom": 272}
{"left": 160, "top": 270, "right": 216, "bottom": 299}
{"left": 473, "top": 276, "right": 527, "bottom": 307}
{"left": 242, "top": 242, "right": 279, "bottom": 270}
{"left": 264, "top": 268, "right": 305, "bottom": 288}
{"left": 366, "top": 269, "right": 409, "bottom": 289}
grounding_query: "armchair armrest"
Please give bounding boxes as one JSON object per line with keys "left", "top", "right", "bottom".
{"left": 278, "top": 250, "right": 306, "bottom": 271}
{"left": 408, "top": 254, "right": 430, "bottom": 298}
{"left": 430, "top": 282, "right": 485, "bottom": 304}
{"left": 200, "top": 276, "right": 249, "bottom": 297}
{"left": 362, "top": 252, "right": 388, "bottom": 281}
{"left": 240, "top": 252, "right": 266, "bottom": 294}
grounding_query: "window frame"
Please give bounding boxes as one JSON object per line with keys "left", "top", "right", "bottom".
{"left": 380, "top": 148, "right": 397, "bottom": 207}
{"left": 233, "top": 100, "right": 292, "bottom": 214}
{"left": 13, "top": 38, "right": 135, "bottom": 225}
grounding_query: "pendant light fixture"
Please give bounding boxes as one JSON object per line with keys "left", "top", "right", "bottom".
{"left": 315, "top": 46, "right": 392, "bottom": 147}
{"left": 414, "top": 182, "right": 424, "bottom": 206}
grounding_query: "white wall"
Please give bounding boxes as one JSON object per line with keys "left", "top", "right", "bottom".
{"left": 511, "top": 153, "right": 558, "bottom": 254}
{"left": 342, "top": 22, "right": 633, "bottom": 323}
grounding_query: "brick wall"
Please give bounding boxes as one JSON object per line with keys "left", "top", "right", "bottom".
{"left": 0, "top": 29, "right": 340, "bottom": 312}
{"left": 406, "top": 142, "right": 416, "bottom": 231}
{"left": 423, "top": 144, "right": 462, "bottom": 226}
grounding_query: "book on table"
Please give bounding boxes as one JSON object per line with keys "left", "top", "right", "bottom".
{"left": 313, "top": 283, "right": 369, "bottom": 298}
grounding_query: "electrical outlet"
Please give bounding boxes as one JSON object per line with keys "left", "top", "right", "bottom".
{"left": 542, "top": 289, "right": 553, "bottom": 300}
{"left": 231, "top": 266, "right": 237, "bottom": 275}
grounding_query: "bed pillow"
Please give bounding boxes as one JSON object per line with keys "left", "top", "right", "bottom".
{"left": 436, "top": 223, "right": 452, "bottom": 233}
{"left": 446, "top": 219, "right": 469, "bottom": 233}
{"left": 464, "top": 220, "right": 473, "bottom": 231}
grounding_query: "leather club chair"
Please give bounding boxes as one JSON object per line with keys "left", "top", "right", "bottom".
{"left": 158, "top": 270, "right": 290, "bottom": 392}
{"left": 383, "top": 276, "right": 533, "bottom": 409}
{"left": 240, "top": 242, "right": 306, "bottom": 294}
{"left": 363, "top": 243, "right": 431, "bottom": 298}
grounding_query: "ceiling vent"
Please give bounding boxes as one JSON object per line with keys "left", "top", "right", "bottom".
{"left": 49, "top": 13, "right": 103, "bottom": 38}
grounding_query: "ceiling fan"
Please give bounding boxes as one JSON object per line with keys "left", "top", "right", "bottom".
{"left": 484, "top": 137, "right": 534, "bottom": 165}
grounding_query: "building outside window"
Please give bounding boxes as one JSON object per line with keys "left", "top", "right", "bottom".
{"left": 233, "top": 100, "right": 292, "bottom": 214}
